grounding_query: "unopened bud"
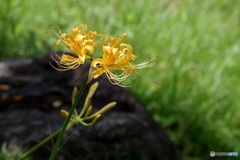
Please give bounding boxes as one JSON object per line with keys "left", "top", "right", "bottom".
{"left": 60, "top": 109, "right": 69, "bottom": 119}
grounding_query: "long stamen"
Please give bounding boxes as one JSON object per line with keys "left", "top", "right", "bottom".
{"left": 134, "top": 57, "right": 157, "bottom": 69}
{"left": 50, "top": 53, "right": 80, "bottom": 71}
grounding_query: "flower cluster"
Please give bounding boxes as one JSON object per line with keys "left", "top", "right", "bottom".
{"left": 51, "top": 24, "right": 156, "bottom": 85}
{"left": 60, "top": 82, "right": 116, "bottom": 126}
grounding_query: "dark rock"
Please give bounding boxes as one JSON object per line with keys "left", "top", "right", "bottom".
{"left": 0, "top": 53, "right": 180, "bottom": 160}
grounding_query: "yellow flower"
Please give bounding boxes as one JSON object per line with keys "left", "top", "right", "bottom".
{"left": 90, "top": 33, "right": 156, "bottom": 85}
{"left": 51, "top": 24, "right": 97, "bottom": 70}
{"left": 51, "top": 24, "right": 156, "bottom": 85}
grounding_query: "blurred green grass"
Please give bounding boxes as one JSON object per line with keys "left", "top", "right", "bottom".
{"left": 1, "top": 0, "right": 240, "bottom": 159}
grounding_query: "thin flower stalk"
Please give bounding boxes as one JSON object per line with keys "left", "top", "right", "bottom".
{"left": 49, "top": 76, "right": 88, "bottom": 160}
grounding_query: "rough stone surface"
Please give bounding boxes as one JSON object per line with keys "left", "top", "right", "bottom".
{"left": 0, "top": 53, "right": 180, "bottom": 160}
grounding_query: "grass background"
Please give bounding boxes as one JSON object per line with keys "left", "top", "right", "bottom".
{"left": 1, "top": 0, "right": 240, "bottom": 159}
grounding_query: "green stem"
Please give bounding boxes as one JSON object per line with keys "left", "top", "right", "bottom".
{"left": 49, "top": 76, "right": 88, "bottom": 160}
{"left": 19, "top": 128, "right": 61, "bottom": 160}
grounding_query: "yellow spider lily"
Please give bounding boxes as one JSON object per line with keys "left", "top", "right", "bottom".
{"left": 51, "top": 24, "right": 156, "bottom": 85}
{"left": 90, "top": 34, "right": 157, "bottom": 85}
{"left": 51, "top": 24, "right": 97, "bottom": 70}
